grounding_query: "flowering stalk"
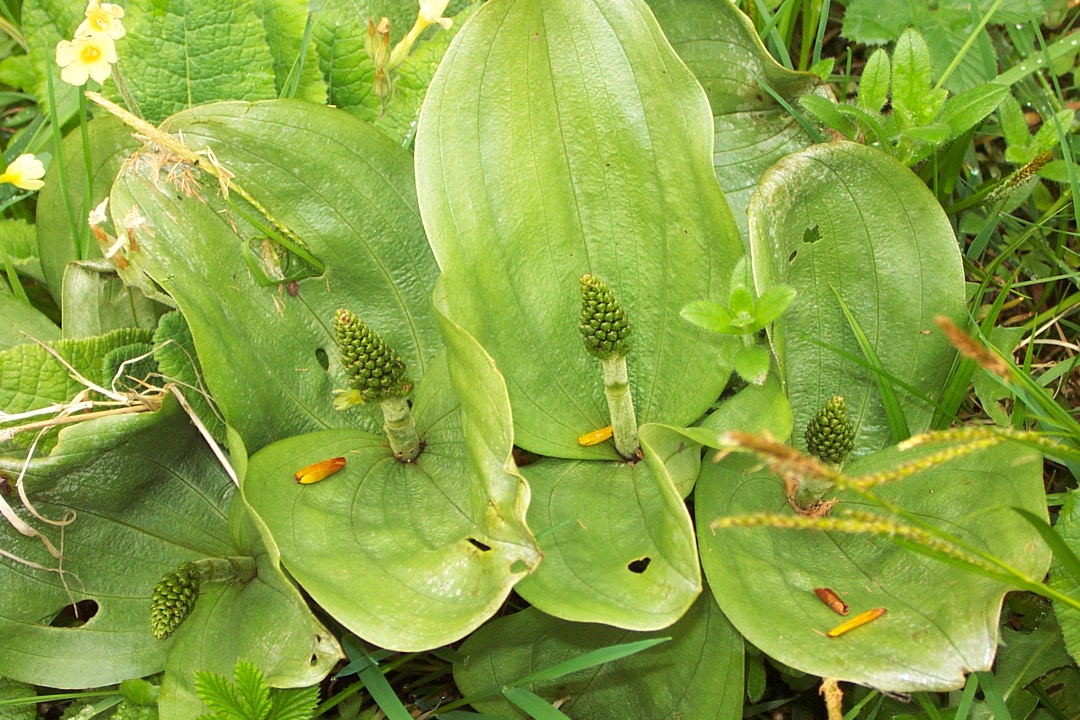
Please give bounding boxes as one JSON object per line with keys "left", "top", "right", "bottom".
{"left": 579, "top": 274, "right": 639, "bottom": 460}
{"left": 334, "top": 309, "right": 421, "bottom": 462}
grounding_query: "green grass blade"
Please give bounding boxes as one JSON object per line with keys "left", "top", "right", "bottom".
{"left": 976, "top": 671, "right": 1013, "bottom": 720}
{"left": 436, "top": 713, "right": 516, "bottom": 720}
{"left": 501, "top": 687, "right": 572, "bottom": 720}
{"left": 280, "top": 11, "right": 314, "bottom": 99}
{"left": 758, "top": 77, "right": 824, "bottom": 143}
{"left": 829, "top": 285, "right": 910, "bottom": 442}
{"left": 915, "top": 693, "right": 944, "bottom": 720}
{"left": 842, "top": 691, "right": 879, "bottom": 720}
{"left": 357, "top": 659, "right": 413, "bottom": 720}
{"left": 509, "top": 638, "right": 668, "bottom": 687}
{"left": 954, "top": 673, "right": 979, "bottom": 720}
{"left": 44, "top": 43, "right": 80, "bottom": 264}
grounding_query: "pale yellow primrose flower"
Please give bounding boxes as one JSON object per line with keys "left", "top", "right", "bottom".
{"left": 76, "top": 1, "right": 126, "bottom": 40}
{"left": 56, "top": 34, "right": 116, "bottom": 86}
{"left": 0, "top": 154, "right": 45, "bottom": 191}
{"left": 418, "top": 0, "right": 452, "bottom": 30}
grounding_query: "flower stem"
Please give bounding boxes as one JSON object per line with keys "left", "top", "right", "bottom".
{"left": 77, "top": 91, "right": 93, "bottom": 259}
{"left": 110, "top": 61, "right": 142, "bottom": 119}
{"left": 601, "top": 355, "right": 639, "bottom": 460}
{"left": 380, "top": 396, "right": 421, "bottom": 462}
{"left": 191, "top": 556, "right": 257, "bottom": 584}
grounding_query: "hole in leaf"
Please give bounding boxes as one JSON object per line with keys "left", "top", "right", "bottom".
{"left": 467, "top": 538, "right": 491, "bottom": 552}
{"left": 315, "top": 348, "right": 329, "bottom": 371}
{"left": 627, "top": 557, "right": 651, "bottom": 574}
{"left": 310, "top": 654, "right": 318, "bottom": 666}
{"left": 49, "top": 599, "right": 99, "bottom": 628}
{"left": 788, "top": 250, "right": 798, "bottom": 264}
{"left": 803, "top": 223, "right": 821, "bottom": 244}
{"left": 0, "top": 471, "right": 11, "bottom": 496}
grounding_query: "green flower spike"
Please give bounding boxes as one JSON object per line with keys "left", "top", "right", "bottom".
{"left": 579, "top": 273, "right": 632, "bottom": 360}
{"left": 334, "top": 308, "right": 421, "bottom": 462}
{"left": 150, "top": 557, "right": 257, "bottom": 640}
{"left": 150, "top": 562, "right": 200, "bottom": 640}
{"left": 806, "top": 396, "right": 856, "bottom": 466}
{"left": 578, "top": 274, "right": 639, "bottom": 460}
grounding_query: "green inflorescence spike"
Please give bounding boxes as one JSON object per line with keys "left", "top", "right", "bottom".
{"left": 805, "top": 396, "right": 856, "bottom": 465}
{"left": 150, "top": 562, "right": 200, "bottom": 640}
{"left": 578, "top": 274, "right": 631, "bottom": 361}
{"left": 334, "top": 308, "right": 411, "bottom": 402}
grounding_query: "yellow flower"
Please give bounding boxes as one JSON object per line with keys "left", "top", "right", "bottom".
{"left": 56, "top": 34, "right": 116, "bottom": 86}
{"left": 75, "top": 1, "right": 126, "bottom": 40}
{"left": 0, "top": 154, "right": 45, "bottom": 191}
{"left": 418, "top": 0, "right": 452, "bottom": 30}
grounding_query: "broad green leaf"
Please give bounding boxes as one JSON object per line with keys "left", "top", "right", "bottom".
{"left": 891, "top": 28, "right": 946, "bottom": 129}
{"left": 992, "top": 615, "right": 1073, "bottom": 720}
{"left": 0, "top": 219, "right": 44, "bottom": 284}
{"left": 454, "top": 588, "right": 743, "bottom": 720}
{"left": 253, "top": 0, "right": 327, "bottom": 103}
{"left": 159, "top": 501, "right": 340, "bottom": 720}
{"left": 749, "top": 142, "right": 965, "bottom": 458}
{"left": 243, "top": 352, "right": 539, "bottom": 651}
{"left": 751, "top": 286, "right": 797, "bottom": 330}
{"left": 859, "top": 49, "right": 891, "bottom": 115}
{"left": 0, "top": 290, "right": 60, "bottom": 351}
{"left": 973, "top": 326, "right": 1025, "bottom": 426}
{"left": 638, "top": 423, "right": 703, "bottom": 498}
{"left": 1049, "top": 489, "right": 1080, "bottom": 665}
{"left": 648, "top": 0, "right": 829, "bottom": 239}
{"left": 699, "top": 373, "right": 793, "bottom": 443}
{"left": 0, "top": 399, "right": 234, "bottom": 688}
{"left": 60, "top": 261, "right": 163, "bottom": 340}
{"left": 122, "top": 0, "right": 278, "bottom": 124}
{"left": 699, "top": 441, "right": 1050, "bottom": 691}
{"left": 0, "top": 326, "right": 151, "bottom": 453}
{"left": 513, "top": 457, "right": 700, "bottom": 630}
{"left": 373, "top": 4, "right": 478, "bottom": 148}
{"left": 416, "top": 0, "right": 742, "bottom": 459}
{"left": 36, "top": 116, "right": 140, "bottom": 304}
{"left": 109, "top": 100, "right": 441, "bottom": 453}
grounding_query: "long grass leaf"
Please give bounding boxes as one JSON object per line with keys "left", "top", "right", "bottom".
{"left": 954, "top": 673, "right": 979, "bottom": 720}
{"left": 976, "top": 671, "right": 1013, "bottom": 720}
{"left": 829, "top": 286, "right": 910, "bottom": 442}
{"left": 501, "top": 687, "right": 572, "bottom": 720}
{"left": 357, "top": 660, "right": 413, "bottom": 720}
{"left": 509, "top": 638, "right": 668, "bottom": 686}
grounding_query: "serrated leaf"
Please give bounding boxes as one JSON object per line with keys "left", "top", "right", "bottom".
{"left": 749, "top": 142, "right": 965, "bottom": 458}
{"left": 416, "top": 0, "right": 742, "bottom": 459}
{"left": 194, "top": 672, "right": 246, "bottom": 720}
{"left": 0, "top": 326, "right": 152, "bottom": 452}
{"left": 253, "top": 0, "right": 327, "bottom": 103}
{"left": 122, "top": 0, "right": 279, "bottom": 124}
{"left": 232, "top": 661, "right": 271, "bottom": 720}
{"left": 648, "top": 0, "right": 829, "bottom": 239}
{"left": 265, "top": 687, "right": 318, "bottom": 720}
{"left": 454, "top": 588, "right": 742, "bottom": 720}
{"left": 119, "top": 679, "right": 160, "bottom": 708}
{"left": 859, "top": 49, "right": 891, "bottom": 115}
{"left": 936, "top": 83, "right": 1009, "bottom": 139}
{"left": 0, "top": 678, "right": 37, "bottom": 720}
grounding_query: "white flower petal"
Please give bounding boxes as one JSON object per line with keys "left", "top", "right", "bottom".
{"left": 55, "top": 40, "right": 79, "bottom": 66}
{"left": 60, "top": 61, "right": 91, "bottom": 87}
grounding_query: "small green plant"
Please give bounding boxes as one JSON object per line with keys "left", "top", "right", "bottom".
{"left": 799, "top": 27, "right": 1009, "bottom": 166}
{"left": 680, "top": 258, "right": 795, "bottom": 386}
{"left": 194, "top": 660, "right": 318, "bottom": 720}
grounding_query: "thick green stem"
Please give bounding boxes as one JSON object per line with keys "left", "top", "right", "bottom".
{"left": 191, "top": 556, "right": 257, "bottom": 585}
{"left": 791, "top": 475, "right": 836, "bottom": 510}
{"left": 601, "top": 355, "right": 639, "bottom": 460}
{"left": 380, "top": 396, "right": 421, "bottom": 462}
